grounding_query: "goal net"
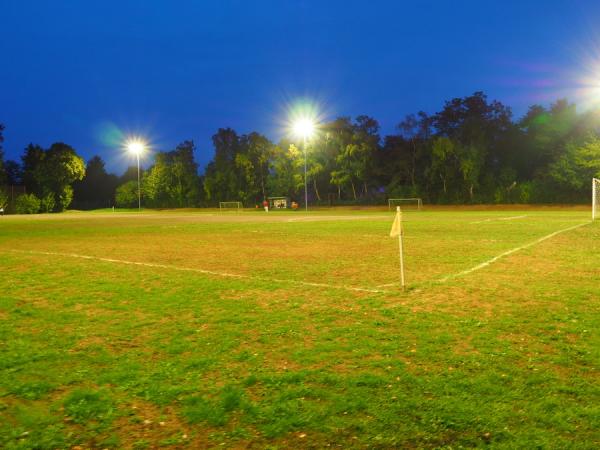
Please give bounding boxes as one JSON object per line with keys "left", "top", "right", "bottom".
{"left": 388, "top": 198, "right": 422, "bottom": 211}
{"left": 219, "top": 201, "right": 242, "bottom": 211}
{"left": 593, "top": 178, "right": 600, "bottom": 220}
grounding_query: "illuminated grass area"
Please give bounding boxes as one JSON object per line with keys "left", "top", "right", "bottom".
{"left": 0, "top": 209, "right": 598, "bottom": 448}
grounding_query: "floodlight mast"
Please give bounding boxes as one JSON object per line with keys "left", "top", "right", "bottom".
{"left": 127, "top": 140, "right": 145, "bottom": 211}
{"left": 136, "top": 152, "right": 140, "bottom": 211}
{"left": 293, "top": 119, "right": 315, "bottom": 212}
{"left": 303, "top": 134, "right": 308, "bottom": 212}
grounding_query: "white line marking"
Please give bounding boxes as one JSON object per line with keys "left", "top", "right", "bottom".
{"left": 470, "top": 215, "right": 528, "bottom": 224}
{"left": 8, "top": 249, "right": 389, "bottom": 295}
{"left": 438, "top": 221, "right": 590, "bottom": 282}
{"left": 286, "top": 215, "right": 388, "bottom": 223}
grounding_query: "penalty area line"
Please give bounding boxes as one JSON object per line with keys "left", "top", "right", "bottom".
{"left": 437, "top": 221, "right": 591, "bottom": 283}
{"left": 8, "top": 249, "right": 389, "bottom": 295}
{"left": 470, "top": 215, "right": 528, "bottom": 224}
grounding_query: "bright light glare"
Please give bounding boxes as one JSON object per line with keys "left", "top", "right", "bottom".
{"left": 570, "top": 45, "right": 600, "bottom": 110}
{"left": 293, "top": 118, "right": 315, "bottom": 139}
{"left": 584, "top": 75, "right": 600, "bottom": 102}
{"left": 126, "top": 139, "right": 145, "bottom": 155}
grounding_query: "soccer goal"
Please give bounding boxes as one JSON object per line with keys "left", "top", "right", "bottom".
{"left": 219, "top": 201, "right": 242, "bottom": 212}
{"left": 388, "top": 198, "right": 423, "bottom": 211}
{"left": 593, "top": 178, "right": 600, "bottom": 220}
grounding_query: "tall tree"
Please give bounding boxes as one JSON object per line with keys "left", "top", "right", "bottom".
{"left": 329, "top": 116, "right": 380, "bottom": 200}
{"left": 547, "top": 134, "right": 600, "bottom": 201}
{"left": 0, "top": 122, "right": 7, "bottom": 210}
{"left": 428, "top": 137, "right": 459, "bottom": 199}
{"left": 168, "top": 140, "right": 201, "bottom": 207}
{"left": 231, "top": 132, "right": 274, "bottom": 204}
{"left": 306, "top": 149, "right": 325, "bottom": 202}
{"left": 352, "top": 115, "right": 380, "bottom": 196}
{"left": 267, "top": 143, "right": 303, "bottom": 200}
{"left": 432, "top": 92, "right": 514, "bottom": 201}
{"left": 203, "top": 128, "right": 241, "bottom": 203}
{"left": 41, "top": 143, "right": 86, "bottom": 211}
{"left": 323, "top": 117, "right": 355, "bottom": 199}
{"left": 0, "top": 123, "right": 6, "bottom": 185}
{"left": 22, "top": 143, "right": 85, "bottom": 211}
{"left": 143, "top": 140, "right": 200, "bottom": 207}
{"left": 73, "top": 156, "right": 119, "bottom": 209}
{"left": 143, "top": 154, "right": 170, "bottom": 206}
{"left": 120, "top": 165, "right": 140, "bottom": 185}
{"left": 519, "top": 100, "right": 579, "bottom": 174}
{"left": 21, "top": 144, "right": 45, "bottom": 194}
{"left": 5, "top": 160, "right": 22, "bottom": 185}
{"left": 395, "top": 112, "right": 432, "bottom": 192}
{"left": 242, "top": 132, "right": 274, "bottom": 201}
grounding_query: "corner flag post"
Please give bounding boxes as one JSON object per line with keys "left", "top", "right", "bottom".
{"left": 390, "top": 206, "right": 406, "bottom": 289}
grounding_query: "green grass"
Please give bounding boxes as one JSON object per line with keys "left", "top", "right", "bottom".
{"left": 0, "top": 208, "right": 598, "bottom": 448}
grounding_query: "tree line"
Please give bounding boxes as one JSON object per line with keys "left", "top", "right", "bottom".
{"left": 1, "top": 91, "right": 600, "bottom": 213}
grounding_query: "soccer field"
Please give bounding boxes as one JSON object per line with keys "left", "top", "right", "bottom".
{"left": 1, "top": 208, "right": 599, "bottom": 448}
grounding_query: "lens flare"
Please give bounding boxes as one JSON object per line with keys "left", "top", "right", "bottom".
{"left": 95, "top": 121, "right": 125, "bottom": 148}
{"left": 574, "top": 64, "right": 600, "bottom": 109}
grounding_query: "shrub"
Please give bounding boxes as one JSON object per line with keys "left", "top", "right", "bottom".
{"left": 518, "top": 181, "right": 532, "bottom": 203}
{"left": 15, "top": 193, "right": 41, "bottom": 214}
{"left": 56, "top": 186, "right": 74, "bottom": 211}
{"left": 40, "top": 193, "right": 56, "bottom": 213}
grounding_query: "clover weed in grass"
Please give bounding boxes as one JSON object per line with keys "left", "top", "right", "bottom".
{"left": 182, "top": 396, "right": 229, "bottom": 427}
{"left": 63, "top": 389, "right": 116, "bottom": 425}
{"left": 10, "top": 381, "right": 56, "bottom": 401}
{"left": 0, "top": 405, "right": 68, "bottom": 450}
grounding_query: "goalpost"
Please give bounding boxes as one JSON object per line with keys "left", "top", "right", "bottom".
{"left": 219, "top": 201, "right": 242, "bottom": 212}
{"left": 593, "top": 178, "right": 600, "bottom": 220}
{"left": 388, "top": 198, "right": 423, "bottom": 211}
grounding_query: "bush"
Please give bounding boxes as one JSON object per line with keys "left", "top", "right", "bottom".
{"left": 56, "top": 186, "right": 74, "bottom": 211}
{"left": 518, "top": 181, "right": 533, "bottom": 203}
{"left": 15, "top": 193, "right": 41, "bottom": 214}
{"left": 40, "top": 193, "right": 56, "bottom": 213}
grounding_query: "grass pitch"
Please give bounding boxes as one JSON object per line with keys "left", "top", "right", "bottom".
{"left": 0, "top": 208, "right": 598, "bottom": 448}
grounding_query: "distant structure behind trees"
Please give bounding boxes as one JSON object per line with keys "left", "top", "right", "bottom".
{"left": 1, "top": 91, "right": 600, "bottom": 213}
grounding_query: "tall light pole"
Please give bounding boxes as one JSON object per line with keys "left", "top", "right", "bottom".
{"left": 303, "top": 134, "right": 308, "bottom": 212}
{"left": 127, "top": 139, "right": 145, "bottom": 211}
{"left": 293, "top": 118, "right": 315, "bottom": 211}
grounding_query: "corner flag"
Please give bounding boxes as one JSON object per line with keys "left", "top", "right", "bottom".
{"left": 390, "top": 206, "right": 405, "bottom": 289}
{"left": 390, "top": 207, "right": 403, "bottom": 237}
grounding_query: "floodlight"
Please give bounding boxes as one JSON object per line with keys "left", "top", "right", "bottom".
{"left": 293, "top": 118, "right": 315, "bottom": 139}
{"left": 127, "top": 140, "right": 145, "bottom": 155}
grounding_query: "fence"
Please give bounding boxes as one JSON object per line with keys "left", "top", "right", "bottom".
{"left": 0, "top": 185, "right": 27, "bottom": 213}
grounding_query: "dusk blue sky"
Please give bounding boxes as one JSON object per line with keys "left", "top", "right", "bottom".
{"left": 3, "top": 0, "right": 600, "bottom": 174}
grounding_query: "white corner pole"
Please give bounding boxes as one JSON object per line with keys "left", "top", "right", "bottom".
{"left": 397, "top": 206, "right": 406, "bottom": 289}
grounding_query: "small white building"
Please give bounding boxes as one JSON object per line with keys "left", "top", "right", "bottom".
{"left": 268, "top": 197, "right": 289, "bottom": 209}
